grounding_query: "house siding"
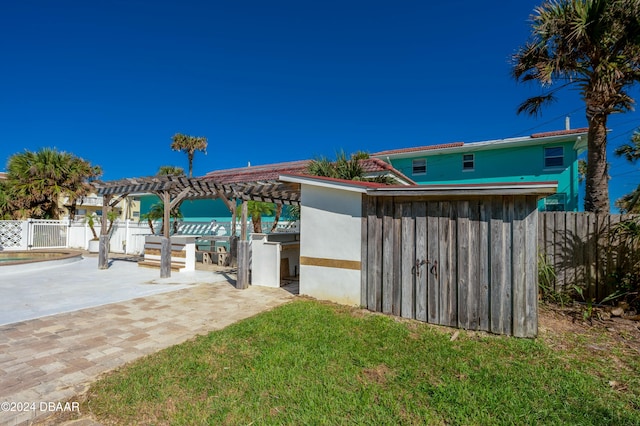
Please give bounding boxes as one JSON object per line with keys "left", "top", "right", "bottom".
{"left": 388, "top": 141, "right": 579, "bottom": 211}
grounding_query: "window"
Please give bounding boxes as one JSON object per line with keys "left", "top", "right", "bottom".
{"left": 463, "top": 154, "right": 474, "bottom": 171}
{"left": 412, "top": 159, "right": 426, "bottom": 175}
{"left": 544, "top": 147, "right": 564, "bottom": 168}
{"left": 541, "top": 194, "right": 566, "bottom": 211}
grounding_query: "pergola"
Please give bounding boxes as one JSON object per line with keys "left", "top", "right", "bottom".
{"left": 92, "top": 174, "right": 301, "bottom": 286}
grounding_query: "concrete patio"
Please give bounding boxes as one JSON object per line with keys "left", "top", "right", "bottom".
{"left": 0, "top": 256, "right": 295, "bottom": 425}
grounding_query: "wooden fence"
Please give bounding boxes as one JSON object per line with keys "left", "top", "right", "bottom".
{"left": 361, "top": 195, "right": 539, "bottom": 338}
{"left": 538, "top": 212, "right": 640, "bottom": 300}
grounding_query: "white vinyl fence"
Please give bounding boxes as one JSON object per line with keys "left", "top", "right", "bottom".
{"left": 0, "top": 219, "right": 300, "bottom": 253}
{"left": 0, "top": 219, "right": 154, "bottom": 253}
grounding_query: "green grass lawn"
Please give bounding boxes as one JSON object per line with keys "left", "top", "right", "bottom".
{"left": 81, "top": 300, "right": 640, "bottom": 425}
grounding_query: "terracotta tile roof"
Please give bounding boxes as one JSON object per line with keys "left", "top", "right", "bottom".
{"left": 203, "top": 158, "right": 414, "bottom": 185}
{"left": 530, "top": 128, "right": 589, "bottom": 138}
{"left": 372, "top": 142, "right": 465, "bottom": 157}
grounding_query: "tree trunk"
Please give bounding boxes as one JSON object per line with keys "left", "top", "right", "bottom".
{"left": 584, "top": 111, "right": 610, "bottom": 213}
{"left": 188, "top": 152, "right": 194, "bottom": 178}
{"left": 252, "top": 215, "right": 262, "bottom": 233}
{"left": 270, "top": 204, "right": 283, "bottom": 233}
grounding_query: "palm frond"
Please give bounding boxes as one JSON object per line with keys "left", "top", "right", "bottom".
{"left": 516, "top": 94, "right": 557, "bottom": 116}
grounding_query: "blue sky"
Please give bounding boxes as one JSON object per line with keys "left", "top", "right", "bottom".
{"left": 1, "top": 0, "right": 638, "bottom": 211}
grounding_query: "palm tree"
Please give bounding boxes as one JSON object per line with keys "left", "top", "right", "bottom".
{"left": 237, "top": 201, "right": 275, "bottom": 233}
{"left": 5, "top": 148, "right": 101, "bottom": 219}
{"left": 142, "top": 202, "right": 183, "bottom": 235}
{"left": 157, "top": 165, "right": 185, "bottom": 176}
{"left": 512, "top": 0, "right": 640, "bottom": 213}
{"left": 614, "top": 130, "right": 640, "bottom": 213}
{"left": 0, "top": 180, "right": 13, "bottom": 219}
{"left": 307, "top": 150, "right": 394, "bottom": 183}
{"left": 170, "top": 133, "right": 208, "bottom": 178}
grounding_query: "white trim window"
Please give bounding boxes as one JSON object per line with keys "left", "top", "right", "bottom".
{"left": 542, "top": 193, "right": 567, "bottom": 211}
{"left": 544, "top": 147, "right": 564, "bottom": 168}
{"left": 462, "top": 154, "right": 474, "bottom": 171}
{"left": 412, "top": 159, "right": 426, "bottom": 175}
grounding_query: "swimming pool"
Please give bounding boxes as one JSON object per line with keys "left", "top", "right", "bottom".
{"left": 0, "top": 250, "right": 83, "bottom": 273}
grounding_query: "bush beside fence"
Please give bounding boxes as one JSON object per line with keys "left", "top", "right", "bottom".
{"left": 538, "top": 212, "right": 640, "bottom": 302}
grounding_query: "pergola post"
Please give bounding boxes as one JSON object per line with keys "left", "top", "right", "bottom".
{"left": 98, "top": 195, "right": 111, "bottom": 269}
{"left": 215, "top": 189, "right": 238, "bottom": 266}
{"left": 236, "top": 199, "right": 250, "bottom": 289}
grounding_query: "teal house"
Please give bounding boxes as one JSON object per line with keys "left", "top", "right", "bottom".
{"left": 372, "top": 128, "right": 588, "bottom": 211}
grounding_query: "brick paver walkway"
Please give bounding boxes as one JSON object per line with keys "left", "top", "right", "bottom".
{"left": 0, "top": 281, "right": 294, "bottom": 425}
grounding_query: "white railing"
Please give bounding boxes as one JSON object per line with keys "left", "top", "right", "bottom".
{"left": 63, "top": 196, "right": 104, "bottom": 207}
{"left": 0, "top": 219, "right": 300, "bottom": 253}
{"left": 28, "top": 219, "right": 69, "bottom": 249}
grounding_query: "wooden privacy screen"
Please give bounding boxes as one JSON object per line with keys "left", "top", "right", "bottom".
{"left": 539, "top": 212, "right": 640, "bottom": 301}
{"left": 361, "top": 195, "right": 539, "bottom": 338}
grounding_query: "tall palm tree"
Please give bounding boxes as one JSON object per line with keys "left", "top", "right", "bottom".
{"left": 5, "top": 148, "right": 101, "bottom": 219}
{"left": 512, "top": 0, "right": 640, "bottom": 213}
{"left": 614, "top": 130, "right": 640, "bottom": 213}
{"left": 170, "top": 133, "right": 208, "bottom": 178}
{"left": 157, "top": 165, "right": 185, "bottom": 176}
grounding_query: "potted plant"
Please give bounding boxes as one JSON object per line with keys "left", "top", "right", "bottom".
{"left": 85, "top": 213, "right": 100, "bottom": 253}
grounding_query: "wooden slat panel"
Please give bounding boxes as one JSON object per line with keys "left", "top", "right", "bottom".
{"left": 439, "top": 201, "right": 456, "bottom": 327}
{"left": 414, "top": 202, "right": 428, "bottom": 322}
{"left": 588, "top": 215, "right": 598, "bottom": 298}
{"left": 360, "top": 196, "right": 369, "bottom": 308}
{"left": 543, "top": 212, "right": 555, "bottom": 291}
{"left": 502, "top": 196, "right": 513, "bottom": 336}
{"left": 564, "top": 213, "right": 577, "bottom": 294}
{"left": 468, "top": 200, "right": 481, "bottom": 331}
{"left": 393, "top": 203, "right": 402, "bottom": 316}
{"left": 524, "top": 196, "right": 539, "bottom": 338}
{"left": 490, "top": 196, "right": 505, "bottom": 335}
{"left": 574, "top": 213, "right": 586, "bottom": 295}
{"left": 374, "top": 200, "right": 384, "bottom": 312}
{"left": 400, "top": 202, "right": 415, "bottom": 319}
{"left": 478, "top": 198, "right": 491, "bottom": 332}
{"left": 366, "top": 197, "right": 380, "bottom": 311}
{"left": 604, "top": 214, "right": 621, "bottom": 300}
{"left": 427, "top": 202, "right": 440, "bottom": 324}
{"left": 512, "top": 196, "right": 526, "bottom": 338}
{"left": 554, "top": 212, "right": 566, "bottom": 292}
{"left": 456, "top": 201, "right": 470, "bottom": 330}
{"left": 382, "top": 197, "right": 395, "bottom": 314}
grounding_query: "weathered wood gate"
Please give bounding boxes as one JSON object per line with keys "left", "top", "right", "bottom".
{"left": 361, "top": 195, "right": 539, "bottom": 337}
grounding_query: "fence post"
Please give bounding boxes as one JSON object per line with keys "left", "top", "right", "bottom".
{"left": 26, "top": 219, "right": 33, "bottom": 250}
{"left": 65, "top": 219, "right": 70, "bottom": 248}
{"left": 125, "top": 219, "right": 130, "bottom": 255}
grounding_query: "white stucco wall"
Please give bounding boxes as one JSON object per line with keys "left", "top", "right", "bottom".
{"left": 299, "top": 184, "right": 362, "bottom": 305}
